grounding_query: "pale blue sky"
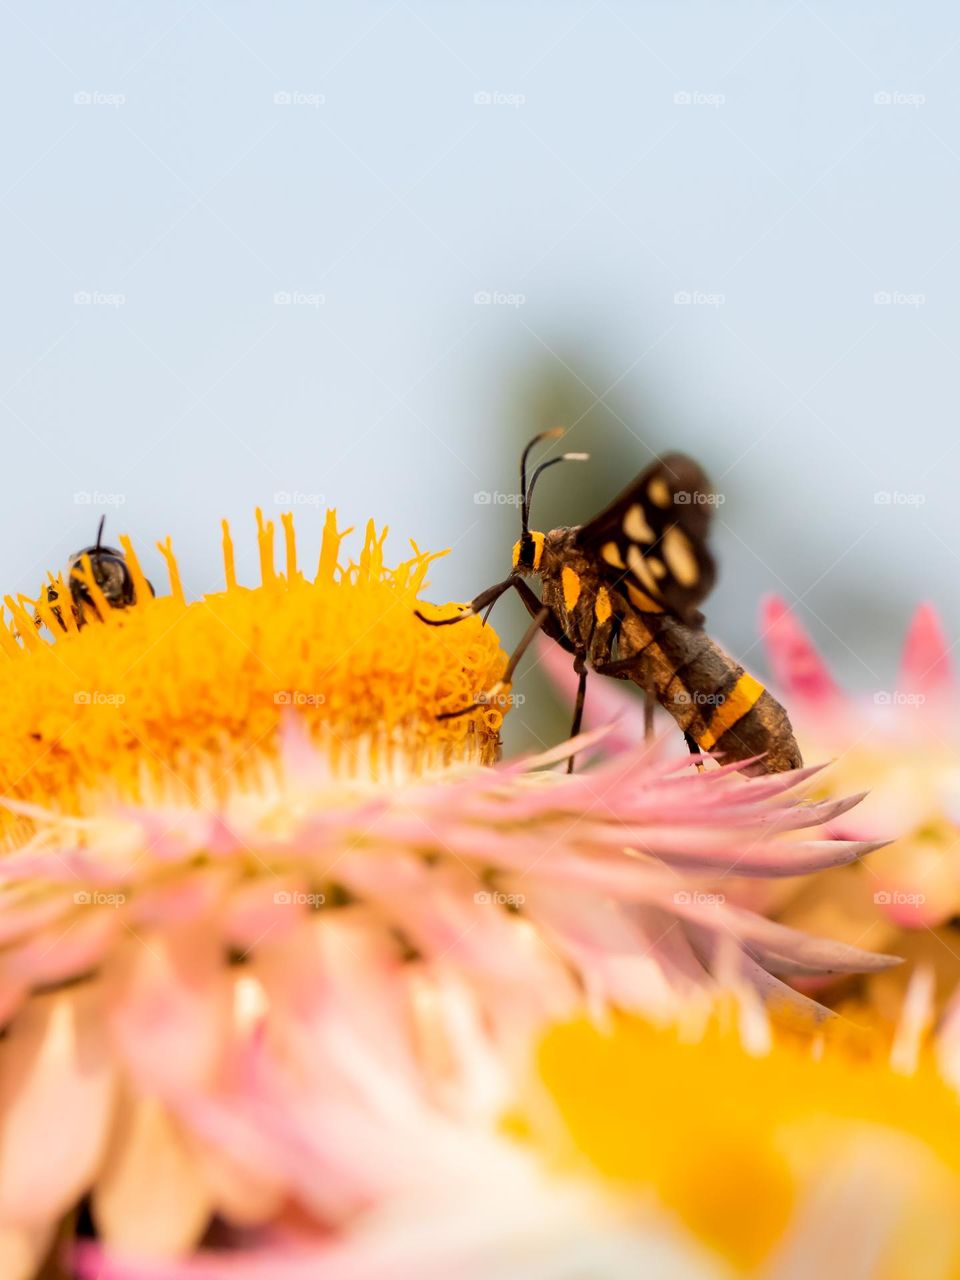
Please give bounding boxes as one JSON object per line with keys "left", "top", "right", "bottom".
{"left": 2, "top": 1, "right": 958, "bottom": 692}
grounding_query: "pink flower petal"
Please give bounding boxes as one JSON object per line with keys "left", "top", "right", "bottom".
{"left": 760, "top": 596, "right": 843, "bottom": 707}
{"left": 106, "top": 924, "right": 230, "bottom": 1093}
{"left": 898, "top": 603, "right": 955, "bottom": 697}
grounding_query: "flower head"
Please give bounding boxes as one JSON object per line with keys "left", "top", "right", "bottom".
{"left": 70, "top": 972, "right": 960, "bottom": 1280}
{"left": 0, "top": 514, "right": 899, "bottom": 1273}
{"left": 536, "top": 971, "right": 960, "bottom": 1277}
{"left": 760, "top": 597, "right": 960, "bottom": 949}
{"left": 5, "top": 510, "right": 505, "bottom": 837}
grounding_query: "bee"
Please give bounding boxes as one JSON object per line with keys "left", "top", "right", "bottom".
{"left": 416, "top": 430, "right": 801, "bottom": 775}
{"left": 41, "top": 515, "right": 153, "bottom": 631}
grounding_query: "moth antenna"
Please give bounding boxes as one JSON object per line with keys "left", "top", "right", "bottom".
{"left": 520, "top": 428, "right": 565, "bottom": 535}
{"left": 96, "top": 514, "right": 106, "bottom": 551}
{"left": 525, "top": 452, "right": 590, "bottom": 525}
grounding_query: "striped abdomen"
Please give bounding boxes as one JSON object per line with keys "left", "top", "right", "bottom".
{"left": 613, "top": 612, "right": 802, "bottom": 775}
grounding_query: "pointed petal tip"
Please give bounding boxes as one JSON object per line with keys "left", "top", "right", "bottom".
{"left": 852, "top": 838, "right": 896, "bottom": 855}
{"left": 759, "top": 597, "right": 841, "bottom": 705}
{"left": 899, "top": 601, "right": 955, "bottom": 695}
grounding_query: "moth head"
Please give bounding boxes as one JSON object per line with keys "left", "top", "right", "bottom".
{"left": 512, "top": 530, "right": 545, "bottom": 574}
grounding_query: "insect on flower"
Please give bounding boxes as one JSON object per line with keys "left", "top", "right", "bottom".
{"left": 417, "top": 430, "right": 802, "bottom": 775}
{"left": 40, "top": 514, "right": 154, "bottom": 631}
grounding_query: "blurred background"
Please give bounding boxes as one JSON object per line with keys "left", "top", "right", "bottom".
{"left": 1, "top": 1, "right": 957, "bottom": 750}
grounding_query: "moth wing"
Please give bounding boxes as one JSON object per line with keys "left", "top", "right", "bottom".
{"left": 575, "top": 452, "right": 717, "bottom": 625}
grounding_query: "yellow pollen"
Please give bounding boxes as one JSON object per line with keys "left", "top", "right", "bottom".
{"left": 0, "top": 512, "right": 508, "bottom": 842}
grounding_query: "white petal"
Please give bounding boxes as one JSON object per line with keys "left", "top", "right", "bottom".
{"left": 0, "top": 985, "right": 114, "bottom": 1227}
{"left": 94, "top": 1093, "right": 212, "bottom": 1255}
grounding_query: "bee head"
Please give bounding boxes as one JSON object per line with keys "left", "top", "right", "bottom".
{"left": 66, "top": 516, "right": 145, "bottom": 614}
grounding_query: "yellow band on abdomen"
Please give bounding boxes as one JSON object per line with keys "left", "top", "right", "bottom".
{"left": 698, "top": 672, "right": 765, "bottom": 751}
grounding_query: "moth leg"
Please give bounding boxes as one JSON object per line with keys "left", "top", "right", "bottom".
{"left": 684, "top": 730, "right": 705, "bottom": 773}
{"left": 415, "top": 575, "right": 516, "bottom": 627}
{"left": 437, "top": 606, "right": 551, "bottom": 720}
{"left": 644, "top": 693, "right": 655, "bottom": 743}
{"left": 596, "top": 656, "right": 706, "bottom": 768}
{"left": 509, "top": 577, "right": 577, "bottom": 654}
{"left": 566, "top": 653, "right": 588, "bottom": 774}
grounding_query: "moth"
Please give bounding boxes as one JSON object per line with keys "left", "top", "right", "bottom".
{"left": 417, "top": 429, "right": 801, "bottom": 775}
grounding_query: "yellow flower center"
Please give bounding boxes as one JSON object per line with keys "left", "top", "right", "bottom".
{"left": 534, "top": 1013, "right": 960, "bottom": 1273}
{"left": 0, "top": 510, "right": 506, "bottom": 844}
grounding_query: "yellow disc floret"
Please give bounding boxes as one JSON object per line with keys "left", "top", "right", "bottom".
{"left": 0, "top": 510, "right": 507, "bottom": 843}
{"left": 534, "top": 1013, "right": 960, "bottom": 1274}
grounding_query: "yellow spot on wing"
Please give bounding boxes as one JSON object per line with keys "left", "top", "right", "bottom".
{"left": 627, "top": 545, "right": 661, "bottom": 596}
{"left": 648, "top": 477, "right": 672, "bottom": 508}
{"left": 602, "top": 541, "right": 625, "bottom": 570}
{"left": 662, "top": 528, "right": 699, "bottom": 588}
{"left": 562, "top": 566, "right": 581, "bottom": 610}
{"left": 626, "top": 582, "right": 664, "bottom": 614}
{"left": 624, "top": 504, "right": 655, "bottom": 543}
{"left": 595, "top": 585, "right": 612, "bottom": 624}
{"left": 698, "top": 673, "right": 765, "bottom": 751}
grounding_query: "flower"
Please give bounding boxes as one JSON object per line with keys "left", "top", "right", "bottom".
{"left": 72, "top": 935, "right": 728, "bottom": 1280}
{"left": 72, "top": 971, "right": 960, "bottom": 1280}
{"left": 536, "top": 969, "right": 960, "bottom": 1278}
{"left": 8, "top": 509, "right": 505, "bottom": 827}
{"left": 758, "top": 598, "right": 960, "bottom": 997}
{"left": 0, "top": 513, "right": 896, "bottom": 1273}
